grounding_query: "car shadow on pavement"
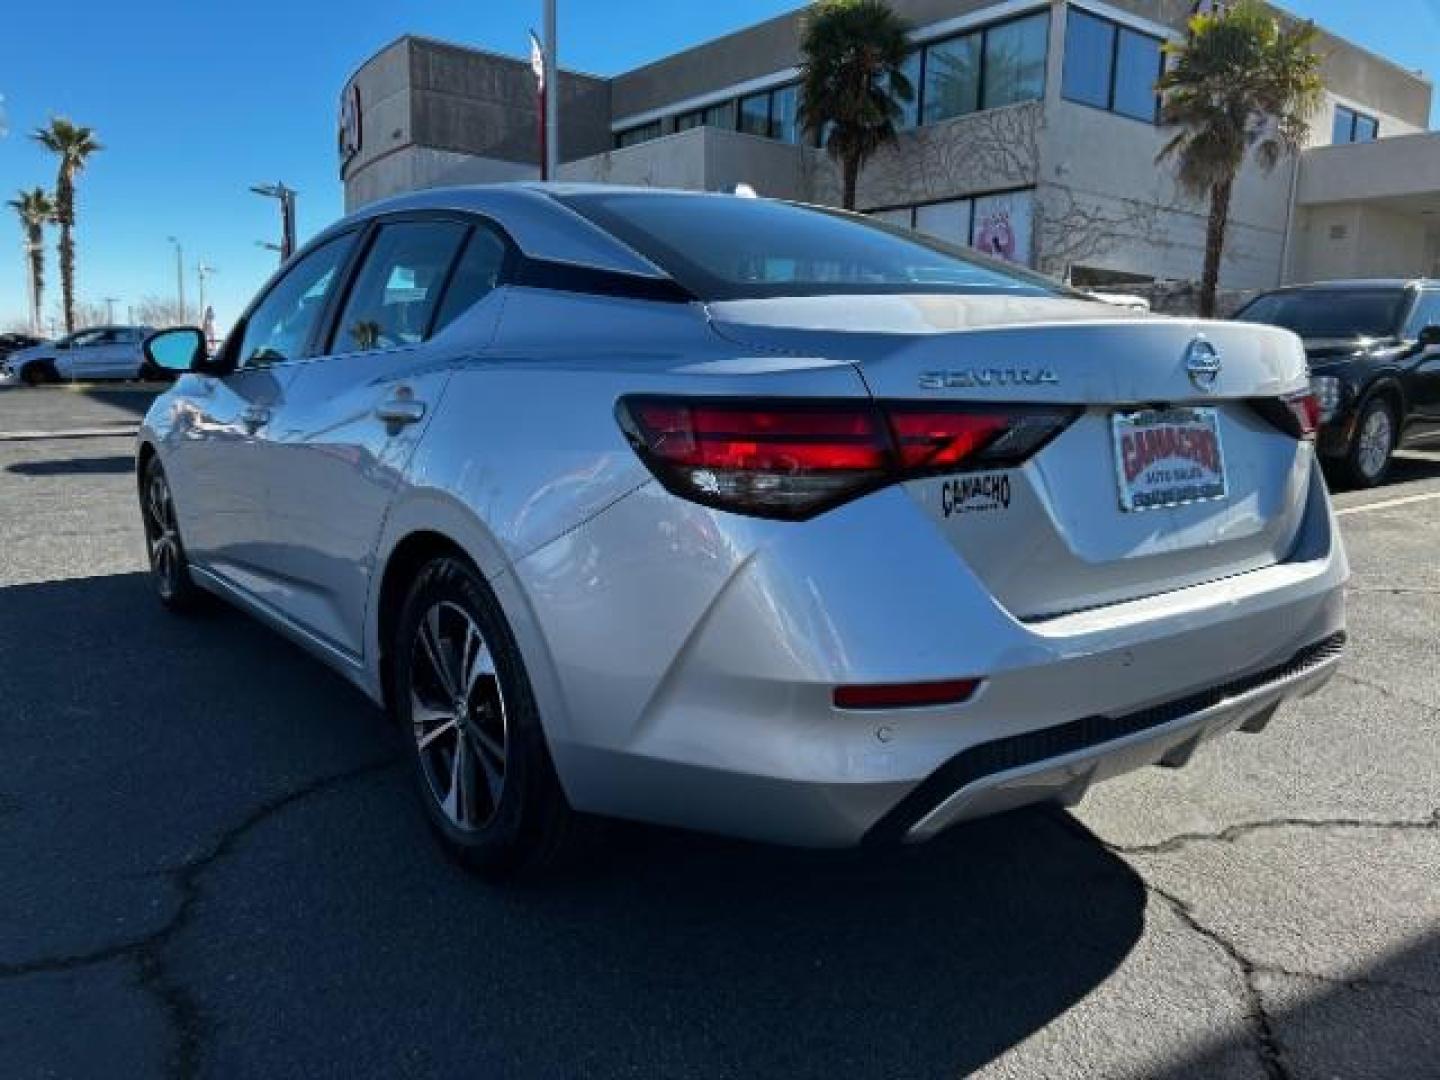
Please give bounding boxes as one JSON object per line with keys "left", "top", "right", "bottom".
{"left": 0, "top": 571, "right": 1149, "bottom": 1078}
{"left": 7, "top": 455, "right": 135, "bottom": 477}
{"left": 76, "top": 385, "right": 166, "bottom": 418}
{"left": 1388, "top": 452, "right": 1440, "bottom": 484}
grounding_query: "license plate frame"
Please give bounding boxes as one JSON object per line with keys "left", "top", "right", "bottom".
{"left": 1111, "top": 406, "right": 1228, "bottom": 513}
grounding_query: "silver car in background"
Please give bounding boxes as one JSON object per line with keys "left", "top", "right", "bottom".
{"left": 3, "top": 325, "right": 155, "bottom": 384}
{"left": 137, "top": 185, "right": 1347, "bottom": 877}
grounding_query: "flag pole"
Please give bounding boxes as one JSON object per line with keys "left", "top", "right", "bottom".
{"left": 544, "top": 0, "right": 559, "bottom": 182}
{"left": 529, "top": 29, "right": 548, "bottom": 181}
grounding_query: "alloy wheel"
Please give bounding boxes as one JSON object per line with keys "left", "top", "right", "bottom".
{"left": 145, "top": 472, "right": 182, "bottom": 600}
{"left": 1357, "top": 405, "right": 1394, "bottom": 481}
{"left": 410, "top": 600, "right": 508, "bottom": 831}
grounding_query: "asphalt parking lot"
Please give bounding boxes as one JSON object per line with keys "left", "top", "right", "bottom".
{"left": 0, "top": 383, "right": 1436, "bottom": 1080}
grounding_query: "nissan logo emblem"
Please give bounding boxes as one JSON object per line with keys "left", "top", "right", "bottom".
{"left": 1185, "top": 336, "right": 1222, "bottom": 391}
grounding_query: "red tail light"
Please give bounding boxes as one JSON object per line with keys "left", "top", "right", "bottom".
{"left": 1253, "top": 391, "right": 1320, "bottom": 441}
{"left": 834, "top": 678, "right": 982, "bottom": 711}
{"left": 617, "top": 396, "right": 1078, "bottom": 520}
{"left": 1286, "top": 391, "right": 1322, "bottom": 440}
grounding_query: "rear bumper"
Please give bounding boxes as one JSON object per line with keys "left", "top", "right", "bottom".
{"left": 547, "top": 606, "right": 1346, "bottom": 848}
{"left": 870, "top": 632, "right": 1344, "bottom": 844}
{"left": 518, "top": 466, "right": 1348, "bottom": 848}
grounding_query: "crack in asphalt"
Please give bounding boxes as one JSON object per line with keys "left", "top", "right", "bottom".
{"left": 1347, "top": 587, "right": 1440, "bottom": 596}
{"left": 1109, "top": 810, "right": 1440, "bottom": 1012}
{"left": 1106, "top": 809, "right": 1440, "bottom": 858}
{"left": 1256, "top": 964, "right": 1440, "bottom": 1003}
{"left": 1048, "top": 807, "right": 1440, "bottom": 1079}
{"left": 1145, "top": 883, "right": 1292, "bottom": 1080}
{"left": 1335, "top": 671, "right": 1440, "bottom": 715}
{"left": 0, "top": 755, "right": 401, "bottom": 1080}
{"left": 1043, "top": 808, "right": 1294, "bottom": 1078}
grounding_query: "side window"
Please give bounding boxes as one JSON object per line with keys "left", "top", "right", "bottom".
{"left": 431, "top": 227, "right": 508, "bottom": 336}
{"left": 331, "top": 221, "right": 469, "bottom": 354}
{"left": 71, "top": 330, "right": 105, "bottom": 347}
{"left": 238, "top": 233, "right": 355, "bottom": 368}
{"left": 1407, "top": 292, "right": 1440, "bottom": 338}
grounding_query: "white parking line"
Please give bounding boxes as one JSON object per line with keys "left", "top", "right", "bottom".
{"left": 0, "top": 427, "right": 138, "bottom": 442}
{"left": 1337, "top": 491, "right": 1440, "bottom": 517}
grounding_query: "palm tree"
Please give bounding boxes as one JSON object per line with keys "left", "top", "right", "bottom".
{"left": 799, "top": 0, "right": 914, "bottom": 211}
{"left": 1158, "top": 1, "right": 1322, "bottom": 317}
{"left": 32, "top": 118, "right": 103, "bottom": 333}
{"left": 7, "top": 188, "right": 54, "bottom": 331}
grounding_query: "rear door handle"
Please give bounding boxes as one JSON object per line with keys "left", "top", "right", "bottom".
{"left": 376, "top": 397, "right": 426, "bottom": 426}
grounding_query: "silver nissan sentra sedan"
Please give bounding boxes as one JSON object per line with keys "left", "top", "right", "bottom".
{"left": 137, "top": 184, "right": 1348, "bottom": 877}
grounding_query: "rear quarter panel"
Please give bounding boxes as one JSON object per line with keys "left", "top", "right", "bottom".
{"left": 368, "top": 285, "right": 873, "bottom": 727}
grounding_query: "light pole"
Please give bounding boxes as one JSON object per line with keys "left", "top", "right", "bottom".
{"left": 196, "top": 262, "right": 216, "bottom": 324}
{"left": 250, "top": 183, "right": 297, "bottom": 261}
{"left": 166, "top": 236, "right": 186, "bottom": 323}
{"left": 102, "top": 296, "right": 121, "bottom": 323}
{"left": 543, "top": 0, "right": 559, "bottom": 181}
{"left": 529, "top": 30, "right": 547, "bottom": 181}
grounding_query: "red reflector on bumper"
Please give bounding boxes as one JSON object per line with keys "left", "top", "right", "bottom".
{"left": 834, "top": 678, "right": 981, "bottom": 711}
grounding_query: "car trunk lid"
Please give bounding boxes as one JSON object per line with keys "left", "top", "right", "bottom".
{"left": 709, "top": 294, "right": 1313, "bottom": 619}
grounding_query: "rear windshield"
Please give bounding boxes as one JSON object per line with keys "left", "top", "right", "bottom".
{"left": 1236, "top": 289, "right": 1408, "bottom": 340}
{"left": 559, "top": 192, "right": 1066, "bottom": 302}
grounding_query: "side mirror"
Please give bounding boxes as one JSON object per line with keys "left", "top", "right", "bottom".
{"left": 143, "top": 327, "right": 208, "bottom": 373}
{"left": 1417, "top": 325, "right": 1440, "bottom": 348}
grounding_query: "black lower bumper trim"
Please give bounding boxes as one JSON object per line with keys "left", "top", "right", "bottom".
{"left": 862, "top": 632, "right": 1347, "bottom": 846}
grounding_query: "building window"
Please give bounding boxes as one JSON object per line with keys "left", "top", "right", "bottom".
{"left": 915, "top": 199, "right": 974, "bottom": 247}
{"left": 675, "top": 101, "right": 736, "bottom": 133}
{"left": 1062, "top": 8, "right": 1164, "bottom": 123}
{"left": 615, "top": 121, "right": 663, "bottom": 149}
{"left": 743, "top": 85, "right": 804, "bottom": 142}
{"left": 889, "top": 50, "right": 923, "bottom": 130}
{"left": 921, "top": 11, "right": 1049, "bottom": 125}
{"left": 645, "top": 11, "right": 1050, "bottom": 149}
{"left": 869, "top": 189, "right": 1035, "bottom": 266}
{"left": 1332, "top": 105, "right": 1379, "bottom": 144}
{"left": 1062, "top": 8, "right": 1112, "bottom": 108}
{"left": 982, "top": 12, "right": 1050, "bottom": 109}
{"left": 738, "top": 92, "right": 772, "bottom": 137}
{"left": 923, "top": 34, "right": 982, "bottom": 124}
{"left": 771, "top": 84, "right": 800, "bottom": 143}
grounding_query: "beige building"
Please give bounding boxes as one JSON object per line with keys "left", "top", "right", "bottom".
{"left": 340, "top": 1, "right": 1440, "bottom": 291}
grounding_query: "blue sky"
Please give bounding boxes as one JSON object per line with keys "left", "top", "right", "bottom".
{"left": 2, "top": 0, "right": 1438, "bottom": 332}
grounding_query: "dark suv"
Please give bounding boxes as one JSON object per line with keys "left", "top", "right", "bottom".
{"left": 1235, "top": 280, "right": 1440, "bottom": 487}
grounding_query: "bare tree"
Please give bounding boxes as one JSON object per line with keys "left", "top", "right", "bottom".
{"left": 132, "top": 296, "right": 192, "bottom": 328}
{"left": 68, "top": 300, "right": 110, "bottom": 329}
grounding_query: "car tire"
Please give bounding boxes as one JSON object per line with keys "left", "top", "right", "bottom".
{"left": 140, "top": 457, "right": 206, "bottom": 612}
{"left": 1339, "top": 396, "right": 1397, "bottom": 489}
{"left": 393, "top": 555, "right": 585, "bottom": 880}
{"left": 20, "top": 360, "right": 57, "bottom": 386}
